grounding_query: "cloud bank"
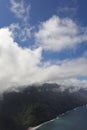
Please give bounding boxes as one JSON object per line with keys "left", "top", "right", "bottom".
{"left": 0, "top": 28, "right": 42, "bottom": 91}
{"left": 0, "top": 27, "right": 87, "bottom": 92}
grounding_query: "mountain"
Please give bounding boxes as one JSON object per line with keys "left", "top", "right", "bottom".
{"left": 0, "top": 83, "right": 87, "bottom": 130}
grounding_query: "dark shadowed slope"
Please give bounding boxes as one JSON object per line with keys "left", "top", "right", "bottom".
{"left": 0, "top": 83, "right": 87, "bottom": 130}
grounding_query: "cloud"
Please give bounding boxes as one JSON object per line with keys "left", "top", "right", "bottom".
{"left": 57, "top": 6, "right": 78, "bottom": 18}
{"left": 9, "top": 0, "right": 33, "bottom": 42}
{"left": 10, "top": 0, "right": 30, "bottom": 22}
{"left": 52, "top": 79, "right": 87, "bottom": 92}
{"left": 0, "top": 0, "right": 86, "bottom": 93}
{"left": 57, "top": 0, "right": 78, "bottom": 18}
{"left": 0, "top": 28, "right": 42, "bottom": 91}
{"left": 40, "top": 55, "right": 87, "bottom": 84}
{"left": 35, "top": 15, "right": 87, "bottom": 52}
{"left": 0, "top": 28, "right": 87, "bottom": 91}
{"left": 9, "top": 23, "right": 33, "bottom": 42}
{"left": 0, "top": 27, "right": 87, "bottom": 92}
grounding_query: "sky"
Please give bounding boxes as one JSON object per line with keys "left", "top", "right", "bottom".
{"left": 0, "top": 0, "right": 87, "bottom": 92}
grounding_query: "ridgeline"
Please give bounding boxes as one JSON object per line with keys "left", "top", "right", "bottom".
{"left": 0, "top": 83, "right": 87, "bottom": 130}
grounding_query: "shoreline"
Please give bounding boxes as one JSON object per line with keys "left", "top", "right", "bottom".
{"left": 28, "top": 104, "right": 87, "bottom": 130}
{"left": 28, "top": 119, "right": 56, "bottom": 130}
{"left": 28, "top": 125, "right": 43, "bottom": 130}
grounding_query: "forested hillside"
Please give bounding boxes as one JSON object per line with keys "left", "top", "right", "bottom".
{"left": 0, "top": 84, "right": 87, "bottom": 130}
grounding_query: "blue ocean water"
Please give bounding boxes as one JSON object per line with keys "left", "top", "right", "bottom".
{"left": 36, "top": 105, "right": 87, "bottom": 130}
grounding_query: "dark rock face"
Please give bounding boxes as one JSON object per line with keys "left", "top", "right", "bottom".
{"left": 0, "top": 83, "right": 87, "bottom": 130}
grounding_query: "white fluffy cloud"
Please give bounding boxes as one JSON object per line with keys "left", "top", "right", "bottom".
{"left": 35, "top": 15, "right": 87, "bottom": 51}
{"left": 0, "top": 27, "right": 87, "bottom": 92}
{"left": 0, "top": 28, "right": 42, "bottom": 91}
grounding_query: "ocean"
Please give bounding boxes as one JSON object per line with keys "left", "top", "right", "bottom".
{"left": 35, "top": 105, "right": 87, "bottom": 130}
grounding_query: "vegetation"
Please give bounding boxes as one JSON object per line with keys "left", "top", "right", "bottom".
{"left": 0, "top": 83, "right": 87, "bottom": 130}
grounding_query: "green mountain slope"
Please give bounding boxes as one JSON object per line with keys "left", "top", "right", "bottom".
{"left": 0, "top": 83, "right": 87, "bottom": 130}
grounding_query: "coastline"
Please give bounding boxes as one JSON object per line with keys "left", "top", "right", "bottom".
{"left": 27, "top": 119, "right": 56, "bottom": 130}
{"left": 28, "top": 104, "right": 87, "bottom": 130}
{"left": 27, "top": 125, "right": 43, "bottom": 130}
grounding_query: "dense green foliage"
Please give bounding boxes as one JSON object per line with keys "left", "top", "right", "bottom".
{"left": 0, "top": 83, "right": 87, "bottom": 130}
